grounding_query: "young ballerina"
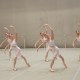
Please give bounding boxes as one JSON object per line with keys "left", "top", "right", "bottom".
{"left": 73, "top": 30, "right": 80, "bottom": 61}
{"left": 35, "top": 24, "right": 67, "bottom": 72}
{"left": 0, "top": 29, "right": 30, "bottom": 71}
{"left": 35, "top": 24, "right": 51, "bottom": 62}
{"left": 3, "top": 26, "right": 17, "bottom": 60}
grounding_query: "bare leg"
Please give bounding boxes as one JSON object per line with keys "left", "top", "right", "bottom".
{"left": 50, "top": 56, "right": 56, "bottom": 72}
{"left": 59, "top": 55, "right": 67, "bottom": 68}
{"left": 50, "top": 46, "right": 67, "bottom": 71}
{"left": 9, "top": 50, "right": 11, "bottom": 60}
{"left": 13, "top": 57, "right": 17, "bottom": 71}
{"left": 21, "top": 55, "right": 31, "bottom": 67}
{"left": 49, "top": 47, "right": 58, "bottom": 71}
{"left": 45, "top": 50, "right": 49, "bottom": 62}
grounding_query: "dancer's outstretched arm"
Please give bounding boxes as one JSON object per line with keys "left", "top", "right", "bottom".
{"left": 0, "top": 37, "right": 7, "bottom": 47}
{"left": 4, "top": 44, "right": 10, "bottom": 54}
{"left": 34, "top": 39, "right": 42, "bottom": 48}
{"left": 37, "top": 42, "right": 45, "bottom": 52}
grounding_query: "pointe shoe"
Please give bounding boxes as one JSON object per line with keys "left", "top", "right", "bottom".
{"left": 45, "top": 59, "right": 49, "bottom": 62}
{"left": 49, "top": 68, "right": 55, "bottom": 72}
{"left": 13, "top": 68, "right": 17, "bottom": 71}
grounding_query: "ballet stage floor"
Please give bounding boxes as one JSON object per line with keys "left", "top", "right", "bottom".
{"left": 0, "top": 48, "right": 80, "bottom": 80}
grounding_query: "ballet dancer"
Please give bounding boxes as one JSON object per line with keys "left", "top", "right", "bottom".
{"left": 3, "top": 26, "right": 17, "bottom": 60}
{"left": 35, "top": 24, "right": 67, "bottom": 72}
{"left": 0, "top": 28, "right": 30, "bottom": 71}
{"left": 73, "top": 30, "right": 80, "bottom": 61}
{"left": 35, "top": 24, "right": 51, "bottom": 62}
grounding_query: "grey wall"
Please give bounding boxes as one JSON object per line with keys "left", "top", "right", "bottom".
{"left": 0, "top": 0, "right": 80, "bottom": 48}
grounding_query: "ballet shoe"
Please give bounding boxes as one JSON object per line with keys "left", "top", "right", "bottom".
{"left": 45, "top": 59, "right": 49, "bottom": 62}
{"left": 49, "top": 68, "right": 55, "bottom": 72}
{"left": 13, "top": 68, "right": 17, "bottom": 71}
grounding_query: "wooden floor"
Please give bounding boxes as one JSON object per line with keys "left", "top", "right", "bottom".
{"left": 0, "top": 48, "right": 80, "bottom": 80}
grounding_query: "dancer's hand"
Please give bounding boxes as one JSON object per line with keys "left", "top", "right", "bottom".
{"left": 43, "top": 24, "right": 49, "bottom": 28}
{"left": 10, "top": 25, "right": 17, "bottom": 33}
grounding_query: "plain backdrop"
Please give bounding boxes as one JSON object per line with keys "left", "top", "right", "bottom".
{"left": 0, "top": 0, "right": 80, "bottom": 48}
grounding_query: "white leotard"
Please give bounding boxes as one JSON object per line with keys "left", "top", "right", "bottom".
{"left": 9, "top": 39, "right": 21, "bottom": 57}
{"left": 48, "top": 40, "right": 55, "bottom": 47}
{"left": 9, "top": 39, "right": 19, "bottom": 51}
{"left": 10, "top": 39, "right": 17, "bottom": 47}
{"left": 45, "top": 39, "right": 55, "bottom": 48}
{"left": 46, "top": 39, "right": 60, "bottom": 58}
{"left": 7, "top": 38, "right": 12, "bottom": 44}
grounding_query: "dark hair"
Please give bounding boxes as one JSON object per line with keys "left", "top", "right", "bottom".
{"left": 40, "top": 32, "right": 41, "bottom": 34}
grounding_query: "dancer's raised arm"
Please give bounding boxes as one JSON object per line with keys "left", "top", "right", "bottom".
{"left": 37, "top": 41, "right": 45, "bottom": 52}
{"left": 44, "top": 24, "right": 54, "bottom": 40}
{"left": 9, "top": 25, "right": 18, "bottom": 41}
